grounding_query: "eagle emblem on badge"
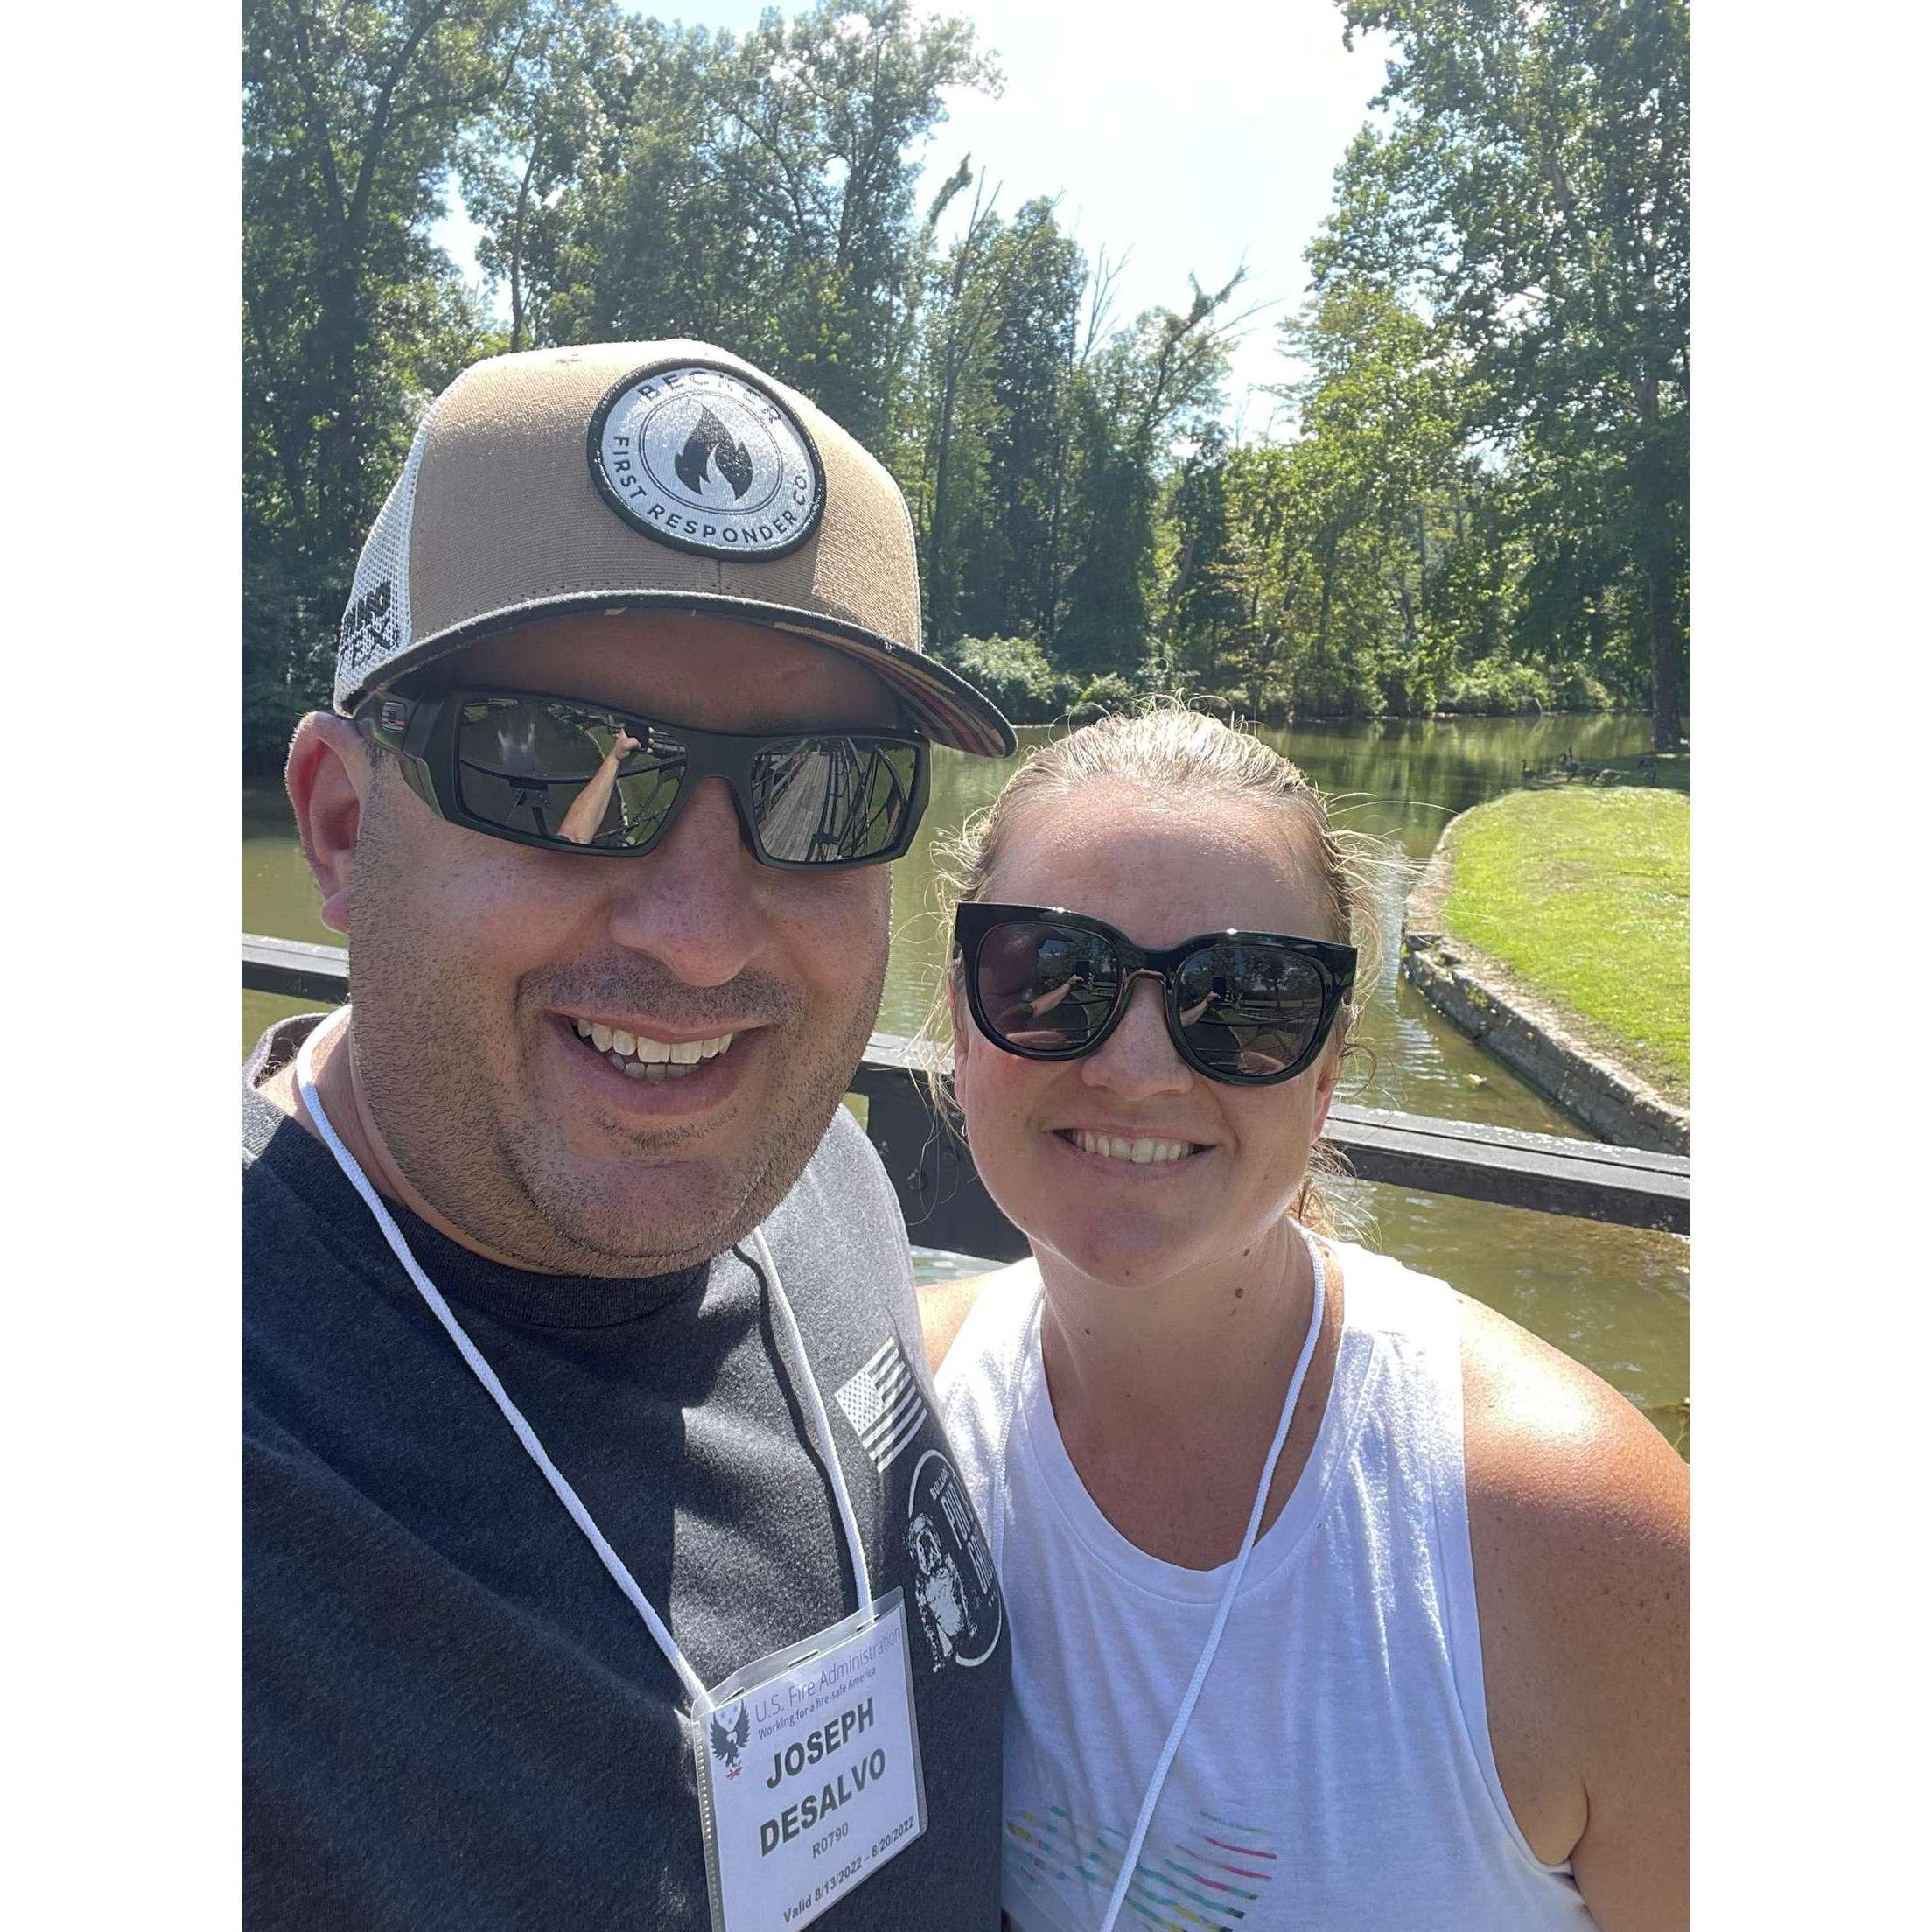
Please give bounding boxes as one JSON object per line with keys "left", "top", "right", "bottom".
{"left": 710, "top": 1701, "right": 751, "bottom": 1778}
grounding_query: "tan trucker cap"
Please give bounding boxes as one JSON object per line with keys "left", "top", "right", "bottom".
{"left": 334, "top": 340, "right": 1015, "bottom": 756}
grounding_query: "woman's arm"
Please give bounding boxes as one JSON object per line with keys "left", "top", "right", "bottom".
{"left": 556, "top": 727, "right": 640, "bottom": 845}
{"left": 1459, "top": 1294, "right": 1690, "bottom": 1930}
{"left": 917, "top": 1258, "right": 1041, "bottom": 1376}
{"left": 916, "top": 1273, "right": 993, "bottom": 1376}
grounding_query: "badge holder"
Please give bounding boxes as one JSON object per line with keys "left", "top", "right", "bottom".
{"left": 691, "top": 1589, "right": 927, "bottom": 1932}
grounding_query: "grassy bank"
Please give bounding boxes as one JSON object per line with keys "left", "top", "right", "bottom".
{"left": 1438, "top": 788, "right": 1689, "bottom": 1106}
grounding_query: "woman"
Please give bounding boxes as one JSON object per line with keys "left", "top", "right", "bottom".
{"left": 920, "top": 710, "right": 1688, "bottom": 1932}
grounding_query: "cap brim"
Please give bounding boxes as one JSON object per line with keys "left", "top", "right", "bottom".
{"left": 341, "top": 590, "right": 1017, "bottom": 757}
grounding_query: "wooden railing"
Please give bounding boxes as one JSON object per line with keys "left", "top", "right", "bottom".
{"left": 245, "top": 934, "right": 1690, "bottom": 1251}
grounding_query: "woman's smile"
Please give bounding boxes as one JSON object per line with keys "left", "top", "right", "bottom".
{"left": 952, "top": 782, "right": 1343, "bottom": 1295}
{"left": 1047, "top": 1126, "right": 1212, "bottom": 1168}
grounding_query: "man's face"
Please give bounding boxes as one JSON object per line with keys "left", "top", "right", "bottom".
{"left": 336, "top": 612, "right": 897, "bottom": 1274}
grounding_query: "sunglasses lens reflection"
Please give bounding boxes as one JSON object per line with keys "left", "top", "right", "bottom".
{"left": 449, "top": 696, "right": 918, "bottom": 862}
{"left": 967, "top": 915, "right": 1341, "bottom": 1082}
{"left": 976, "top": 921, "right": 1123, "bottom": 1053}
{"left": 751, "top": 738, "right": 921, "bottom": 864}
{"left": 1175, "top": 943, "right": 1326, "bottom": 1077}
{"left": 455, "top": 697, "right": 687, "bottom": 849}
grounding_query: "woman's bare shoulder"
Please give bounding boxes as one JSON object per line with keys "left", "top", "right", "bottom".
{"left": 917, "top": 1257, "right": 1039, "bottom": 1376}
{"left": 1455, "top": 1291, "right": 1689, "bottom": 1925}
{"left": 1456, "top": 1290, "right": 1688, "bottom": 1537}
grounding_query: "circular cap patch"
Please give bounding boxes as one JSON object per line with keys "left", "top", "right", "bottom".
{"left": 588, "top": 361, "right": 826, "bottom": 560}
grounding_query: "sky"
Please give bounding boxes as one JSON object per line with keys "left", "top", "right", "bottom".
{"left": 433, "top": 0, "right": 1396, "bottom": 432}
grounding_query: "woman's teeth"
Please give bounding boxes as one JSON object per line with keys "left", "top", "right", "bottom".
{"left": 1066, "top": 1130, "right": 1200, "bottom": 1166}
{"left": 571, "top": 1019, "right": 736, "bottom": 1080}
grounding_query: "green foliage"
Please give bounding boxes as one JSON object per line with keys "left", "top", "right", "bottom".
{"left": 1151, "top": 2, "right": 1688, "bottom": 733}
{"left": 1318, "top": 0, "right": 1690, "bottom": 748}
{"left": 1438, "top": 662, "right": 1553, "bottom": 716}
{"left": 1186, "top": 690, "right": 1259, "bottom": 725}
{"left": 1066, "top": 673, "right": 1140, "bottom": 726}
{"left": 455, "top": 0, "right": 634, "bottom": 353}
{"left": 948, "top": 202, "right": 1088, "bottom": 645}
{"left": 526, "top": 2, "right": 999, "bottom": 445}
{"left": 1556, "top": 668, "right": 1621, "bottom": 713}
{"left": 241, "top": 0, "right": 1688, "bottom": 765}
{"left": 243, "top": 0, "right": 542, "bottom": 769}
{"left": 946, "top": 635, "right": 1073, "bottom": 725}
{"left": 1054, "top": 277, "right": 1243, "bottom": 676}
{"left": 1378, "top": 663, "right": 1436, "bottom": 718}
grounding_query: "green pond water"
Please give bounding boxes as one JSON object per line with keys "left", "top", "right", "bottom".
{"left": 242, "top": 710, "right": 1688, "bottom": 1445}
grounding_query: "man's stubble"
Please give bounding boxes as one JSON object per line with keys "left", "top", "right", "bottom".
{"left": 343, "top": 788, "right": 889, "bottom": 1276}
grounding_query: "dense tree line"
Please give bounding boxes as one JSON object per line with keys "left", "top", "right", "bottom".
{"left": 243, "top": 0, "right": 1689, "bottom": 769}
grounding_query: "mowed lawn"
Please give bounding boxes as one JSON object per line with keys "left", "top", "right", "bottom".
{"left": 1440, "top": 788, "right": 1689, "bottom": 1105}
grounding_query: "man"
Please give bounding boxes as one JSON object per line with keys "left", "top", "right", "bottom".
{"left": 243, "top": 341, "right": 1016, "bottom": 1930}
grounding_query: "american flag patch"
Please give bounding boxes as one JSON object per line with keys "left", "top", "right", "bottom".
{"left": 833, "top": 1335, "right": 929, "bottom": 1474}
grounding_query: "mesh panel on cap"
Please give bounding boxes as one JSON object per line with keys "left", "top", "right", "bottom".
{"left": 334, "top": 402, "right": 437, "bottom": 710}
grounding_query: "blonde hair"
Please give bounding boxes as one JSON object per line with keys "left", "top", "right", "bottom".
{"left": 920, "top": 704, "right": 1390, "bottom": 1238}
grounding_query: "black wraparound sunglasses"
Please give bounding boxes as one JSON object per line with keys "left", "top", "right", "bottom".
{"left": 954, "top": 902, "right": 1357, "bottom": 1086}
{"left": 356, "top": 686, "right": 930, "bottom": 871}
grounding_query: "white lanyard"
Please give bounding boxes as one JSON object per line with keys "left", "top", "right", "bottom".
{"left": 293, "top": 1007, "right": 875, "bottom": 1711}
{"left": 998, "top": 1232, "right": 1326, "bottom": 1932}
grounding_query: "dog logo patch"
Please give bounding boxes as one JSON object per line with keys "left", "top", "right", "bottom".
{"left": 906, "top": 1450, "right": 1002, "bottom": 1670}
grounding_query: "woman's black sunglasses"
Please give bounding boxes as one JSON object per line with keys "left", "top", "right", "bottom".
{"left": 954, "top": 903, "right": 1357, "bottom": 1086}
{"left": 356, "top": 686, "right": 930, "bottom": 871}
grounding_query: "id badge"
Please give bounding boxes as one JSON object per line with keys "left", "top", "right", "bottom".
{"left": 691, "top": 1587, "right": 927, "bottom": 1932}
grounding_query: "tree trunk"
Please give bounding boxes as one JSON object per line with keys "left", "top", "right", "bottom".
{"left": 1314, "top": 557, "right": 1334, "bottom": 709}
{"left": 1041, "top": 429, "right": 1068, "bottom": 648}
{"left": 1632, "top": 373, "right": 1685, "bottom": 750}
{"left": 928, "top": 362, "right": 959, "bottom": 649}
{"left": 1646, "top": 548, "right": 1685, "bottom": 750}
{"left": 510, "top": 144, "right": 541, "bottom": 353}
{"left": 1162, "top": 528, "right": 1200, "bottom": 642}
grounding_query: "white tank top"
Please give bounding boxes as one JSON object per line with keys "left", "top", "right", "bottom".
{"left": 934, "top": 1237, "right": 1594, "bottom": 1932}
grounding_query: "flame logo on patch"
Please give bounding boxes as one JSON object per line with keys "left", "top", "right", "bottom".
{"left": 675, "top": 406, "right": 756, "bottom": 501}
{"left": 590, "top": 360, "right": 824, "bottom": 559}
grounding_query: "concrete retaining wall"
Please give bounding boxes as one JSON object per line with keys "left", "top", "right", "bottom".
{"left": 1403, "top": 822, "right": 1690, "bottom": 1155}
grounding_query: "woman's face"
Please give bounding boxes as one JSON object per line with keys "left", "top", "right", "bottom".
{"left": 952, "top": 781, "right": 1346, "bottom": 1294}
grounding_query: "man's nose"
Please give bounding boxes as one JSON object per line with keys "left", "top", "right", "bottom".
{"left": 602, "top": 776, "right": 767, "bottom": 988}
{"left": 1080, "top": 975, "right": 1191, "bottom": 1098}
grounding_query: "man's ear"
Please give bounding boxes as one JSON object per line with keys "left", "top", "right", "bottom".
{"left": 285, "top": 713, "right": 374, "bottom": 935}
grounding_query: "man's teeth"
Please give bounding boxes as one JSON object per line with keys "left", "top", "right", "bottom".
{"left": 1068, "top": 1130, "right": 1199, "bottom": 1166}
{"left": 571, "top": 1020, "right": 736, "bottom": 1080}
